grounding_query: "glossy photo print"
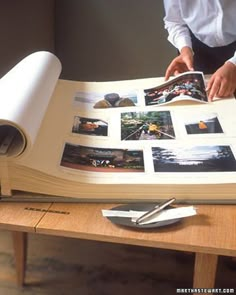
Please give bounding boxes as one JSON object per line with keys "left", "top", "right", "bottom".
{"left": 61, "top": 143, "right": 145, "bottom": 172}
{"left": 144, "top": 72, "right": 207, "bottom": 106}
{"left": 184, "top": 113, "right": 223, "bottom": 135}
{"left": 121, "top": 111, "right": 175, "bottom": 141}
{"left": 74, "top": 91, "right": 138, "bottom": 109}
{"left": 152, "top": 145, "right": 236, "bottom": 172}
{"left": 72, "top": 116, "right": 108, "bottom": 136}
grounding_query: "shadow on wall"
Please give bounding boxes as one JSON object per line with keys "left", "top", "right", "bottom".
{"left": 55, "top": 0, "right": 176, "bottom": 81}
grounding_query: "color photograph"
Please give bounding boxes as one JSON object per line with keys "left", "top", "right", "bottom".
{"left": 184, "top": 113, "right": 223, "bottom": 134}
{"left": 74, "top": 91, "right": 138, "bottom": 109}
{"left": 152, "top": 145, "right": 236, "bottom": 172}
{"left": 72, "top": 116, "right": 108, "bottom": 136}
{"left": 93, "top": 92, "right": 137, "bottom": 109}
{"left": 61, "top": 143, "right": 145, "bottom": 172}
{"left": 144, "top": 73, "right": 207, "bottom": 106}
{"left": 121, "top": 111, "right": 175, "bottom": 140}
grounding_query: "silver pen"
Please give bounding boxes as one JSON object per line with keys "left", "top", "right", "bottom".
{"left": 135, "top": 197, "right": 176, "bottom": 225}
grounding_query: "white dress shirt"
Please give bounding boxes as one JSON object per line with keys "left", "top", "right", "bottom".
{"left": 163, "top": 0, "right": 236, "bottom": 64}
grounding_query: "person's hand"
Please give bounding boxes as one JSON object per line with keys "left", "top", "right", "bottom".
{"left": 165, "top": 46, "right": 194, "bottom": 80}
{"left": 207, "top": 62, "right": 236, "bottom": 100}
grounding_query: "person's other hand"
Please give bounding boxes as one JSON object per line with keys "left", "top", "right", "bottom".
{"left": 207, "top": 62, "right": 236, "bottom": 100}
{"left": 165, "top": 46, "right": 194, "bottom": 80}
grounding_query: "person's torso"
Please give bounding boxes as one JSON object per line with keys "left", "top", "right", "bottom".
{"left": 179, "top": 0, "right": 236, "bottom": 47}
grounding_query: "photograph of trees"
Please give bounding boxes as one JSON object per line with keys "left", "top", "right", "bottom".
{"left": 152, "top": 145, "right": 236, "bottom": 172}
{"left": 121, "top": 111, "right": 175, "bottom": 141}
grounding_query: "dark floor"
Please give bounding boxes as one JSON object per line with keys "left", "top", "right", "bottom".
{"left": 0, "top": 230, "right": 235, "bottom": 295}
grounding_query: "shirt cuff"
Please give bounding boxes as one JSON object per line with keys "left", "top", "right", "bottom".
{"left": 227, "top": 52, "right": 236, "bottom": 65}
{"left": 173, "top": 37, "right": 193, "bottom": 52}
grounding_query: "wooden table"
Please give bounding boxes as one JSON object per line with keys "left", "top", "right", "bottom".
{"left": 0, "top": 202, "right": 51, "bottom": 286}
{"left": 0, "top": 202, "right": 236, "bottom": 293}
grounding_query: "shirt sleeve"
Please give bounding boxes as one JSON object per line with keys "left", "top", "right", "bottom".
{"left": 227, "top": 51, "right": 236, "bottom": 65}
{"left": 163, "top": 0, "right": 192, "bottom": 51}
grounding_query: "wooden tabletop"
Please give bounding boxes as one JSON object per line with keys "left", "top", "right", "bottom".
{"left": 0, "top": 202, "right": 51, "bottom": 232}
{"left": 0, "top": 201, "right": 235, "bottom": 256}
{"left": 35, "top": 203, "right": 236, "bottom": 257}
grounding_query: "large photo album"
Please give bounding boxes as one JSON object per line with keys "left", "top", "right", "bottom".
{"left": 0, "top": 51, "right": 236, "bottom": 201}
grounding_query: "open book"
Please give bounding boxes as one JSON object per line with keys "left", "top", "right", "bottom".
{"left": 1, "top": 51, "right": 236, "bottom": 202}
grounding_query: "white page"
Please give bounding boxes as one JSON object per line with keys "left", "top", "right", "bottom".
{"left": 0, "top": 51, "right": 61, "bottom": 156}
{"left": 16, "top": 77, "right": 236, "bottom": 186}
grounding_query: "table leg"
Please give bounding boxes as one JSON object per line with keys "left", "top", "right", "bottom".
{"left": 193, "top": 252, "right": 218, "bottom": 292}
{"left": 12, "top": 231, "right": 28, "bottom": 286}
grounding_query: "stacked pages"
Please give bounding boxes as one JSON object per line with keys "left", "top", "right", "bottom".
{"left": 0, "top": 51, "right": 236, "bottom": 202}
